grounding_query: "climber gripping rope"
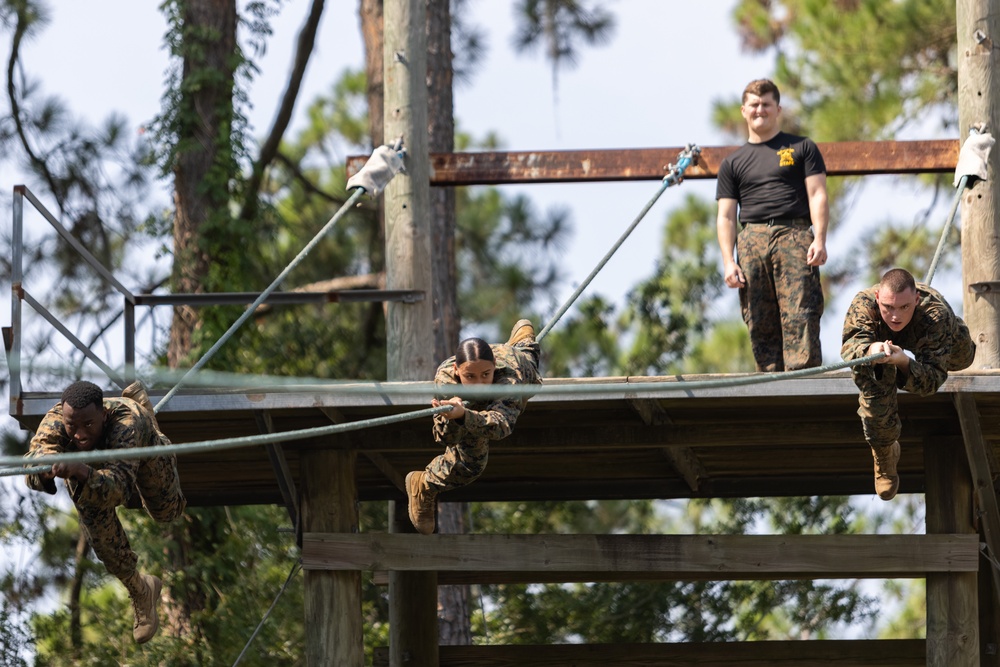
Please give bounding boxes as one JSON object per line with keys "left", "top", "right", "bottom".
{"left": 23, "top": 380, "right": 186, "bottom": 644}
{"left": 405, "top": 319, "right": 542, "bottom": 535}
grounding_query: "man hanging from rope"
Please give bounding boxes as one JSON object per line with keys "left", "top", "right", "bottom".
{"left": 23, "top": 380, "right": 186, "bottom": 643}
{"left": 405, "top": 319, "right": 542, "bottom": 534}
{"left": 841, "top": 268, "right": 975, "bottom": 500}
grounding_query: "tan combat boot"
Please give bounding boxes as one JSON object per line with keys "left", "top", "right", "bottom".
{"left": 123, "top": 571, "right": 162, "bottom": 644}
{"left": 507, "top": 319, "right": 535, "bottom": 347}
{"left": 871, "top": 440, "right": 901, "bottom": 501}
{"left": 405, "top": 471, "right": 438, "bottom": 535}
{"left": 123, "top": 380, "right": 162, "bottom": 432}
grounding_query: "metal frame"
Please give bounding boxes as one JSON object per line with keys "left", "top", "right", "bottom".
{"left": 5, "top": 185, "right": 424, "bottom": 419}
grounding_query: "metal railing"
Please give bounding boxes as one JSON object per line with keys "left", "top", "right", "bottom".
{"left": 5, "top": 185, "right": 423, "bottom": 418}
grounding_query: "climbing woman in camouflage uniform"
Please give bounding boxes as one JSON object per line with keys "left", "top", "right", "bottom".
{"left": 405, "top": 319, "right": 542, "bottom": 534}
{"left": 24, "top": 380, "right": 186, "bottom": 644}
{"left": 841, "top": 268, "right": 975, "bottom": 501}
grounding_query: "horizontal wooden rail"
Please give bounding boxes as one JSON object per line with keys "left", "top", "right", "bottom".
{"left": 373, "top": 639, "right": 927, "bottom": 667}
{"left": 303, "top": 533, "right": 979, "bottom": 579}
{"left": 347, "top": 140, "right": 958, "bottom": 185}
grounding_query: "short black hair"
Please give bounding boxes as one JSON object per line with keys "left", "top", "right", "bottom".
{"left": 61, "top": 381, "right": 104, "bottom": 410}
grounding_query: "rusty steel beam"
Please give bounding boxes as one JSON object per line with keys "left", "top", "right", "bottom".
{"left": 347, "top": 139, "right": 958, "bottom": 185}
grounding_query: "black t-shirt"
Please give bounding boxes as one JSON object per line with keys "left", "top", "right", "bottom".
{"left": 715, "top": 132, "right": 826, "bottom": 222}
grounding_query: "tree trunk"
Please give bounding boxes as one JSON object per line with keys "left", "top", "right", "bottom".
{"left": 163, "top": 0, "right": 239, "bottom": 648}
{"left": 426, "top": 0, "right": 460, "bottom": 358}
{"left": 426, "top": 0, "right": 469, "bottom": 645}
{"left": 69, "top": 531, "right": 88, "bottom": 661}
{"left": 168, "top": 0, "right": 239, "bottom": 368}
{"left": 360, "top": 0, "right": 388, "bottom": 352}
{"left": 436, "top": 502, "right": 472, "bottom": 645}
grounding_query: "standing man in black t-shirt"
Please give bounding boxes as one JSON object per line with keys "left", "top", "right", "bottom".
{"left": 716, "top": 78, "right": 829, "bottom": 371}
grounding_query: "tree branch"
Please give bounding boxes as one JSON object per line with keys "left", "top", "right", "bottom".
{"left": 240, "top": 0, "right": 325, "bottom": 222}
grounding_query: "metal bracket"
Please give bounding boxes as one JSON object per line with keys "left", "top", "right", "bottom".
{"left": 969, "top": 282, "right": 1000, "bottom": 294}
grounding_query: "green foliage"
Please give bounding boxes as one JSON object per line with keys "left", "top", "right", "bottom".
{"left": 541, "top": 295, "right": 622, "bottom": 377}
{"left": 511, "top": 0, "right": 616, "bottom": 95}
{"left": 622, "top": 194, "right": 728, "bottom": 375}
{"left": 732, "top": 0, "right": 957, "bottom": 141}
{"left": 455, "top": 187, "right": 571, "bottom": 336}
{"left": 465, "top": 496, "right": 876, "bottom": 644}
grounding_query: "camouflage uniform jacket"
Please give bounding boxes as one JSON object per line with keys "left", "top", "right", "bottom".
{"left": 841, "top": 282, "right": 964, "bottom": 397}
{"left": 432, "top": 343, "right": 542, "bottom": 445}
{"left": 25, "top": 397, "right": 149, "bottom": 506}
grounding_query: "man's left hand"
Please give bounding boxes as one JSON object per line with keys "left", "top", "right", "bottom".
{"left": 806, "top": 240, "right": 827, "bottom": 266}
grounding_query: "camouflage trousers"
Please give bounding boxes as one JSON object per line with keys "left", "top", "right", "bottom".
{"left": 737, "top": 222, "right": 823, "bottom": 371}
{"left": 69, "top": 413, "right": 186, "bottom": 581}
{"left": 424, "top": 339, "right": 540, "bottom": 492}
{"left": 852, "top": 320, "right": 976, "bottom": 448}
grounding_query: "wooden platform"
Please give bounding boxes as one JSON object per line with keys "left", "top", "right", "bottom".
{"left": 11, "top": 370, "right": 1000, "bottom": 508}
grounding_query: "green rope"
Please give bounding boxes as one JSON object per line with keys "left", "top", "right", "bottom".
{"left": 231, "top": 561, "right": 302, "bottom": 667}
{"left": 924, "top": 174, "right": 968, "bottom": 285}
{"left": 3, "top": 354, "right": 887, "bottom": 473}
{"left": 0, "top": 404, "right": 455, "bottom": 470}
{"left": 155, "top": 187, "right": 366, "bottom": 414}
{"left": 536, "top": 144, "right": 701, "bottom": 343}
{"left": 0, "top": 465, "right": 49, "bottom": 478}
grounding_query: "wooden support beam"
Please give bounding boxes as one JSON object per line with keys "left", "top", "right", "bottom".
{"left": 627, "top": 397, "right": 705, "bottom": 491}
{"left": 955, "top": 394, "right": 1000, "bottom": 609}
{"left": 348, "top": 419, "right": 920, "bottom": 452}
{"left": 925, "top": 432, "right": 979, "bottom": 666}
{"left": 347, "top": 140, "right": 957, "bottom": 185}
{"left": 302, "top": 449, "right": 362, "bottom": 666}
{"left": 383, "top": 0, "right": 437, "bottom": 664}
{"left": 253, "top": 410, "right": 299, "bottom": 536}
{"left": 303, "top": 533, "right": 979, "bottom": 577}
{"left": 372, "top": 639, "right": 927, "bottom": 667}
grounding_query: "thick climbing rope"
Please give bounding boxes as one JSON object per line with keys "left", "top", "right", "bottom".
{"left": 154, "top": 187, "right": 366, "bottom": 414}
{"left": 0, "top": 352, "right": 887, "bottom": 474}
{"left": 0, "top": 404, "right": 456, "bottom": 472}
{"left": 924, "top": 174, "right": 968, "bottom": 286}
{"left": 536, "top": 144, "right": 702, "bottom": 343}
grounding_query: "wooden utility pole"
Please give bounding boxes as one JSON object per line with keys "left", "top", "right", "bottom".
{"left": 302, "top": 449, "right": 362, "bottom": 666}
{"left": 383, "top": 1, "right": 438, "bottom": 666}
{"left": 958, "top": 0, "right": 1000, "bottom": 368}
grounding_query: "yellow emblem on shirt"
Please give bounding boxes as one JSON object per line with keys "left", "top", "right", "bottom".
{"left": 777, "top": 147, "right": 796, "bottom": 167}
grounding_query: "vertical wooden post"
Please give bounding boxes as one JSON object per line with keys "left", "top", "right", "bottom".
{"left": 958, "top": 0, "right": 1000, "bottom": 368}
{"left": 384, "top": 0, "right": 434, "bottom": 379}
{"left": 302, "top": 449, "right": 362, "bottom": 666}
{"left": 389, "top": 502, "right": 439, "bottom": 667}
{"left": 384, "top": 0, "right": 438, "bottom": 665}
{"left": 925, "top": 436, "right": 979, "bottom": 666}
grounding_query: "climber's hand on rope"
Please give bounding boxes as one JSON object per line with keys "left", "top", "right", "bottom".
{"left": 432, "top": 397, "right": 465, "bottom": 421}
{"left": 52, "top": 462, "right": 91, "bottom": 482}
{"left": 869, "top": 340, "right": 904, "bottom": 365}
{"left": 723, "top": 262, "right": 746, "bottom": 288}
{"left": 806, "top": 239, "right": 827, "bottom": 266}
